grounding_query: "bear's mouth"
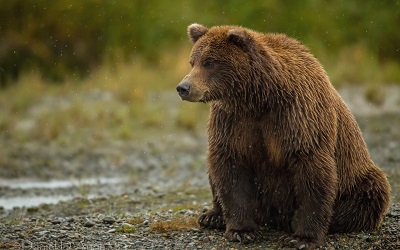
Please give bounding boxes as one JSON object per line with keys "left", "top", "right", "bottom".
{"left": 178, "top": 88, "right": 211, "bottom": 103}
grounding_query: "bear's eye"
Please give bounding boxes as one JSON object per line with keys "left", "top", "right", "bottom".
{"left": 189, "top": 60, "right": 194, "bottom": 67}
{"left": 203, "top": 60, "right": 214, "bottom": 69}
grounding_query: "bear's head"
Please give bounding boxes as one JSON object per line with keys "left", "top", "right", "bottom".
{"left": 176, "top": 24, "right": 267, "bottom": 110}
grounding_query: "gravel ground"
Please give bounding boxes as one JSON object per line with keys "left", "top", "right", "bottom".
{"left": 0, "top": 86, "right": 400, "bottom": 249}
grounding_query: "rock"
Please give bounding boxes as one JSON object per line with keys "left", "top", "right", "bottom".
{"left": 185, "top": 210, "right": 194, "bottom": 216}
{"left": 107, "top": 229, "right": 116, "bottom": 233}
{"left": 83, "top": 220, "right": 95, "bottom": 227}
{"left": 388, "top": 210, "right": 400, "bottom": 217}
{"left": 22, "top": 240, "right": 32, "bottom": 247}
{"left": 66, "top": 217, "right": 75, "bottom": 222}
{"left": 38, "top": 231, "right": 49, "bottom": 236}
{"left": 51, "top": 218, "right": 64, "bottom": 224}
{"left": 103, "top": 216, "right": 116, "bottom": 224}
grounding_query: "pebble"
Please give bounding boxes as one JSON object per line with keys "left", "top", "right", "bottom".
{"left": 103, "top": 216, "right": 116, "bottom": 224}
{"left": 22, "top": 240, "right": 32, "bottom": 247}
{"left": 51, "top": 218, "right": 64, "bottom": 224}
{"left": 66, "top": 217, "right": 75, "bottom": 222}
{"left": 107, "top": 229, "right": 116, "bottom": 233}
{"left": 185, "top": 210, "right": 194, "bottom": 216}
{"left": 83, "top": 220, "right": 95, "bottom": 227}
{"left": 38, "top": 231, "right": 49, "bottom": 236}
{"left": 388, "top": 210, "right": 400, "bottom": 217}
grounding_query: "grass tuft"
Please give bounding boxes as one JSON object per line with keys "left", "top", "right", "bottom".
{"left": 149, "top": 215, "right": 199, "bottom": 233}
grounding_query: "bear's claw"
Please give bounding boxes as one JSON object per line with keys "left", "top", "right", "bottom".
{"left": 225, "top": 230, "right": 257, "bottom": 243}
{"left": 279, "top": 235, "right": 318, "bottom": 250}
{"left": 197, "top": 210, "right": 225, "bottom": 229}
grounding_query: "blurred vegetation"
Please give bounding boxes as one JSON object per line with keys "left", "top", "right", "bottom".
{"left": 0, "top": 1, "right": 399, "bottom": 144}
{"left": 1, "top": 0, "right": 400, "bottom": 86}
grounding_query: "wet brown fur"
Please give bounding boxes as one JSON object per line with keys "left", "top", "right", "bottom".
{"left": 177, "top": 24, "right": 391, "bottom": 248}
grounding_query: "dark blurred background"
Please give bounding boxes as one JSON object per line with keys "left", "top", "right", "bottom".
{"left": 1, "top": 0, "right": 400, "bottom": 86}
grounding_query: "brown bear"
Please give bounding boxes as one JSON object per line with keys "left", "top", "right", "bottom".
{"left": 176, "top": 24, "right": 391, "bottom": 249}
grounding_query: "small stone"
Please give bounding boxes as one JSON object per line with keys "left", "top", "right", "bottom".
{"left": 142, "top": 220, "right": 149, "bottom": 225}
{"left": 373, "top": 240, "right": 381, "bottom": 246}
{"left": 66, "top": 217, "right": 75, "bottom": 222}
{"left": 103, "top": 216, "right": 116, "bottom": 224}
{"left": 107, "top": 229, "right": 116, "bottom": 233}
{"left": 156, "top": 193, "right": 165, "bottom": 198}
{"left": 363, "top": 235, "right": 373, "bottom": 242}
{"left": 185, "top": 210, "right": 194, "bottom": 216}
{"left": 83, "top": 220, "right": 95, "bottom": 227}
{"left": 388, "top": 210, "right": 400, "bottom": 217}
{"left": 52, "top": 218, "right": 64, "bottom": 224}
{"left": 38, "top": 231, "right": 49, "bottom": 236}
{"left": 299, "top": 244, "right": 306, "bottom": 249}
{"left": 135, "top": 241, "right": 143, "bottom": 246}
{"left": 22, "top": 240, "right": 32, "bottom": 247}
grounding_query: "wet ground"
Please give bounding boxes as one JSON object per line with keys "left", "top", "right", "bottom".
{"left": 0, "top": 86, "right": 399, "bottom": 249}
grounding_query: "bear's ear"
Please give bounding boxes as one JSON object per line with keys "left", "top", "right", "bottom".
{"left": 227, "top": 29, "right": 254, "bottom": 51}
{"left": 188, "top": 23, "right": 208, "bottom": 43}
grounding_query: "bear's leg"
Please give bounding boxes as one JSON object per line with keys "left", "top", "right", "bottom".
{"left": 198, "top": 175, "right": 225, "bottom": 229}
{"left": 329, "top": 170, "right": 390, "bottom": 233}
{"left": 285, "top": 152, "right": 337, "bottom": 249}
{"left": 215, "top": 165, "right": 259, "bottom": 243}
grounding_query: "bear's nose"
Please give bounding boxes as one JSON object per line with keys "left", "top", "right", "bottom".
{"left": 176, "top": 81, "right": 191, "bottom": 98}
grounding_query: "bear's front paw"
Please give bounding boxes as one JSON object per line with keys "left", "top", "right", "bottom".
{"left": 280, "top": 235, "right": 319, "bottom": 250}
{"left": 224, "top": 230, "right": 259, "bottom": 243}
{"left": 197, "top": 209, "right": 225, "bottom": 229}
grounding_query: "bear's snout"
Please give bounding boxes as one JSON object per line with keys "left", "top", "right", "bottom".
{"left": 176, "top": 81, "right": 191, "bottom": 98}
